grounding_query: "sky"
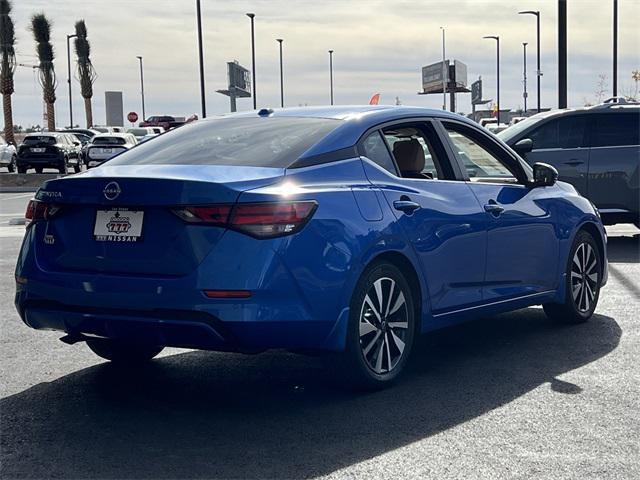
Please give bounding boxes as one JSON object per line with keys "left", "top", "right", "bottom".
{"left": 7, "top": 0, "right": 640, "bottom": 128}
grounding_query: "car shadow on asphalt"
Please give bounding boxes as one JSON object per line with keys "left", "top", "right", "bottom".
{"left": 0, "top": 309, "right": 620, "bottom": 479}
{"left": 607, "top": 234, "right": 639, "bottom": 263}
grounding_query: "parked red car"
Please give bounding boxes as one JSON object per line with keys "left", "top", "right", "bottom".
{"left": 139, "top": 115, "right": 185, "bottom": 130}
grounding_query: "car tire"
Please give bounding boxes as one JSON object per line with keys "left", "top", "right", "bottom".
{"left": 34, "top": 167, "right": 43, "bottom": 174}
{"left": 59, "top": 160, "right": 68, "bottom": 174}
{"left": 17, "top": 165, "right": 27, "bottom": 174}
{"left": 327, "top": 261, "right": 416, "bottom": 390}
{"left": 7, "top": 156, "right": 16, "bottom": 173}
{"left": 543, "top": 230, "right": 602, "bottom": 324}
{"left": 86, "top": 338, "right": 164, "bottom": 363}
{"left": 73, "top": 164, "right": 81, "bottom": 173}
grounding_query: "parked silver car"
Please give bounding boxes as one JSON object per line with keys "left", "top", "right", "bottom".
{"left": 499, "top": 98, "right": 640, "bottom": 227}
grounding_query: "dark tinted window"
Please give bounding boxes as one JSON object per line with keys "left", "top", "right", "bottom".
{"left": 528, "top": 115, "right": 586, "bottom": 149}
{"left": 362, "top": 131, "right": 397, "bottom": 174}
{"left": 93, "top": 137, "right": 126, "bottom": 145}
{"left": 23, "top": 136, "right": 56, "bottom": 145}
{"left": 592, "top": 113, "right": 640, "bottom": 147}
{"left": 108, "top": 117, "right": 341, "bottom": 168}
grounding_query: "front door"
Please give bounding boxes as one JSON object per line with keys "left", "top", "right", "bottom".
{"left": 440, "top": 120, "right": 560, "bottom": 302}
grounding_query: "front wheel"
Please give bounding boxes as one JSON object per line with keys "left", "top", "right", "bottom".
{"left": 7, "top": 156, "right": 16, "bottom": 173}
{"left": 543, "top": 230, "right": 602, "bottom": 324}
{"left": 73, "top": 164, "right": 81, "bottom": 173}
{"left": 327, "top": 261, "right": 416, "bottom": 390}
{"left": 86, "top": 339, "right": 164, "bottom": 363}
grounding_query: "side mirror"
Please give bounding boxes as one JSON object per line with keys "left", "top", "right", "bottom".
{"left": 514, "top": 138, "right": 533, "bottom": 154}
{"left": 73, "top": 141, "right": 81, "bottom": 146}
{"left": 532, "top": 162, "right": 558, "bottom": 187}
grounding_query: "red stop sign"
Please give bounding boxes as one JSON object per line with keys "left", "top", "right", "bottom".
{"left": 127, "top": 112, "right": 139, "bottom": 123}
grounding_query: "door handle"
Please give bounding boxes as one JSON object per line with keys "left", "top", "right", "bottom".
{"left": 484, "top": 203, "right": 505, "bottom": 215}
{"left": 393, "top": 200, "right": 421, "bottom": 214}
{"left": 564, "top": 160, "right": 584, "bottom": 166}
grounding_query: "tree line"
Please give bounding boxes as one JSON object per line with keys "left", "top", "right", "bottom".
{"left": 0, "top": 0, "right": 96, "bottom": 144}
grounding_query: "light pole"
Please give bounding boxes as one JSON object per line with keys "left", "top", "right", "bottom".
{"left": 523, "top": 42, "right": 528, "bottom": 113}
{"left": 136, "top": 56, "right": 146, "bottom": 121}
{"left": 440, "top": 27, "right": 446, "bottom": 111}
{"left": 277, "top": 39, "right": 284, "bottom": 108}
{"left": 66, "top": 33, "right": 77, "bottom": 128}
{"left": 613, "top": 0, "right": 618, "bottom": 98}
{"left": 329, "top": 50, "right": 334, "bottom": 105}
{"left": 196, "top": 0, "right": 206, "bottom": 118}
{"left": 518, "top": 10, "right": 541, "bottom": 112}
{"left": 483, "top": 35, "right": 500, "bottom": 124}
{"left": 247, "top": 13, "right": 256, "bottom": 109}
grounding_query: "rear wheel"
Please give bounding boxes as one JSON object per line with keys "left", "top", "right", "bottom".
{"left": 543, "top": 230, "right": 602, "bottom": 324}
{"left": 86, "top": 339, "right": 164, "bottom": 363}
{"left": 17, "top": 165, "right": 27, "bottom": 174}
{"left": 73, "top": 164, "right": 81, "bottom": 173}
{"left": 59, "top": 159, "right": 68, "bottom": 174}
{"left": 34, "top": 167, "right": 43, "bottom": 174}
{"left": 327, "top": 261, "right": 416, "bottom": 390}
{"left": 7, "top": 156, "right": 15, "bottom": 173}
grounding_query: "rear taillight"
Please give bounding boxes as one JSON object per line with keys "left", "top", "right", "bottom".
{"left": 173, "top": 201, "right": 317, "bottom": 239}
{"left": 25, "top": 200, "right": 60, "bottom": 227}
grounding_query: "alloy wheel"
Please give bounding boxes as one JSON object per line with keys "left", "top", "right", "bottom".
{"left": 571, "top": 242, "right": 598, "bottom": 313}
{"left": 359, "top": 277, "right": 409, "bottom": 374}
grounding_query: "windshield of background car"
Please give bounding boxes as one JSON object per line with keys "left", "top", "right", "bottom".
{"left": 24, "top": 136, "right": 56, "bottom": 145}
{"left": 497, "top": 114, "right": 547, "bottom": 142}
{"left": 92, "top": 137, "right": 127, "bottom": 145}
{"left": 108, "top": 117, "right": 342, "bottom": 168}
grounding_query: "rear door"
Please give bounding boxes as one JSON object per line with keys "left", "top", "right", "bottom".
{"left": 521, "top": 114, "right": 589, "bottom": 195}
{"left": 439, "top": 119, "right": 560, "bottom": 301}
{"left": 360, "top": 120, "right": 488, "bottom": 314}
{"left": 587, "top": 112, "right": 640, "bottom": 214}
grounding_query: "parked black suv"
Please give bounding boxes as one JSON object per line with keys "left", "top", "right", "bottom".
{"left": 499, "top": 98, "right": 640, "bottom": 227}
{"left": 16, "top": 132, "right": 82, "bottom": 174}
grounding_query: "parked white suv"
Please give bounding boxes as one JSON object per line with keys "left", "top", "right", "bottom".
{"left": 86, "top": 133, "right": 138, "bottom": 168}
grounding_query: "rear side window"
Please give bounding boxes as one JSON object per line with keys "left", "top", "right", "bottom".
{"left": 528, "top": 115, "right": 586, "bottom": 149}
{"left": 592, "top": 113, "right": 640, "bottom": 147}
{"left": 108, "top": 117, "right": 341, "bottom": 168}
{"left": 361, "top": 131, "right": 397, "bottom": 174}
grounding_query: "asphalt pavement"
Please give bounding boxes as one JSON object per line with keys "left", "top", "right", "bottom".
{"left": 1, "top": 192, "right": 638, "bottom": 479}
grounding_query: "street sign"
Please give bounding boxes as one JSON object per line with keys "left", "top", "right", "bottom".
{"left": 471, "top": 80, "right": 482, "bottom": 105}
{"left": 127, "top": 112, "right": 138, "bottom": 123}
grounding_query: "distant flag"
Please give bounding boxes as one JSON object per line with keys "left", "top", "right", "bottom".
{"left": 369, "top": 93, "right": 381, "bottom": 105}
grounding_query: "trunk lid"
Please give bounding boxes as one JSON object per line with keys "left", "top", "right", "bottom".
{"left": 34, "top": 164, "right": 284, "bottom": 276}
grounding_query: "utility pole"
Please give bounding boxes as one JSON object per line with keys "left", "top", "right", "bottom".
{"left": 136, "top": 56, "right": 146, "bottom": 120}
{"left": 523, "top": 42, "right": 528, "bottom": 113}
{"left": 483, "top": 36, "right": 500, "bottom": 124}
{"left": 440, "top": 27, "right": 446, "bottom": 111}
{"left": 66, "top": 34, "right": 77, "bottom": 128}
{"left": 558, "top": 0, "right": 568, "bottom": 108}
{"left": 519, "top": 10, "right": 541, "bottom": 112}
{"left": 247, "top": 13, "right": 257, "bottom": 109}
{"left": 329, "top": 50, "right": 334, "bottom": 105}
{"left": 196, "top": 0, "right": 206, "bottom": 117}
{"left": 613, "top": 0, "right": 618, "bottom": 98}
{"left": 277, "top": 39, "right": 284, "bottom": 107}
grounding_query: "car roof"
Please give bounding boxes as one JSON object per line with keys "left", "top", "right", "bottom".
{"left": 93, "top": 133, "right": 132, "bottom": 138}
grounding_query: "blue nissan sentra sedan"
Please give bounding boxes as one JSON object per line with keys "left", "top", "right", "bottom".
{"left": 15, "top": 106, "right": 608, "bottom": 389}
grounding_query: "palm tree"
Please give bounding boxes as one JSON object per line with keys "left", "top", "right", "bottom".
{"left": 0, "top": 0, "right": 16, "bottom": 144}
{"left": 74, "top": 20, "right": 96, "bottom": 128}
{"left": 30, "top": 13, "right": 56, "bottom": 131}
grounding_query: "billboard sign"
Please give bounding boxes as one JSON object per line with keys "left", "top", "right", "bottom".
{"left": 453, "top": 60, "right": 468, "bottom": 89}
{"left": 422, "top": 61, "right": 448, "bottom": 93}
{"left": 228, "top": 61, "right": 251, "bottom": 97}
{"left": 105, "top": 91, "right": 124, "bottom": 127}
{"left": 471, "top": 79, "right": 482, "bottom": 104}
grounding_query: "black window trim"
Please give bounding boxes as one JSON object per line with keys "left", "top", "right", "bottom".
{"left": 436, "top": 118, "right": 532, "bottom": 185}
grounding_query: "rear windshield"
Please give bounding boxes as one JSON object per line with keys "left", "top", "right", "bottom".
{"left": 107, "top": 117, "right": 341, "bottom": 168}
{"left": 128, "top": 129, "right": 149, "bottom": 136}
{"left": 93, "top": 137, "right": 126, "bottom": 145}
{"left": 24, "top": 136, "right": 56, "bottom": 145}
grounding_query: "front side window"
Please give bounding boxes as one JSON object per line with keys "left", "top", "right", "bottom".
{"left": 528, "top": 116, "right": 586, "bottom": 150}
{"left": 361, "top": 131, "right": 397, "bottom": 175}
{"left": 443, "top": 125, "right": 516, "bottom": 182}
{"left": 592, "top": 113, "right": 640, "bottom": 147}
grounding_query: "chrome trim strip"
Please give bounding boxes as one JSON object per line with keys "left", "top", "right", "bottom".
{"left": 432, "top": 290, "right": 556, "bottom": 318}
